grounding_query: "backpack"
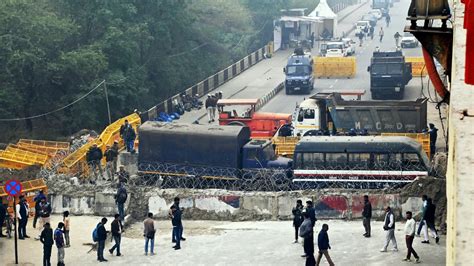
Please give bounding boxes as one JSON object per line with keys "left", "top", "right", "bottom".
{"left": 92, "top": 224, "right": 100, "bottom": 242}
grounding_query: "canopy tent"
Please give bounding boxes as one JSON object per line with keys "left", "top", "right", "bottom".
{"left": 308, "top": 0, "right": 338, "bottom": 38}
{"left": 274, "top": 16, "right": 322, "bottom": 51}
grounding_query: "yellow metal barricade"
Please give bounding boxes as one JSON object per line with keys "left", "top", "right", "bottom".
{"left": 381, "top": 133, "right": 430, "bottom": 157}
{"left": 405, "top": 57, "right": 427, "bottom": 77}
{"left": 314, "top": 57, "right": 356, "bottom": 78}
{"left": 18, "top": 139, "right": 69, "bottom": 150}
{"left": 272, "top": 136, "right": 300, "bottom": 157}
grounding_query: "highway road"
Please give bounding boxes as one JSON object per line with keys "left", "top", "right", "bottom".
{"left": 260, "top": 0, "right": 428, "bottom": 114}
{"left": 179, "top": 0, "right": 376, "bottom": 124}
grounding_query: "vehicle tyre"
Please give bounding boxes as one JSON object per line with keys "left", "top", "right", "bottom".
{"left": 227, "top": 121, "right": 247, "bottom": 127}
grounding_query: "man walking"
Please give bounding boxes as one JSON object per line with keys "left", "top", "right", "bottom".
{"left": 380, "top": 206, "right": 398, "bottom": 252}
{"left": 54, "top": 222, "right": 66, "bottom": 266}
{"left": 144, "top": 212, "right": 156, "bottom": 256}
{"left": 292, "top": 200, "right": 304, "bottom": 243}
{"left": 33, "top": 190, "right": 46, "bottom": 229}
{"left": 109, "top": 214, "right": 123, "bottom": 257}
{"left": 16, "top": 195, "right": 30, "bottom": 239}
{"left": 97, "top": 217, "right": 108, "bottom": 262}
{"left": 170, "top": 197, "right": 186, "bottom": 243}
{"left": 403, "top": 211, "right": 420, "bottom": 263}
{"left": 394, "top": 32, "right": 402, "bottom": 47}
{"left": 299, "top": 211, "right": 315, "bottom": 264}
{"left": 36, "top": 198, "right": 52, "bottom": 240}
{"left": 205, "top": 95, "right": 213, "bottom": 123}
{"left": 416, "top": 195, "right": 428, "bottom": 237}
{"left": 115, "top": 183, "right": 127, "bottom": 221}
{"left": 316, "top": 224, "right": 335, "bottom": 266}
{"left": 117, "top": 166, "right": 130, "bottom": 184}
{"left": 362, "top": 195, "right": 372, "bottom": 237}
{"left": 104, "top": 144, "right": 118, "bottom": 181}
{"left": 40, "top": 222, "right": 54, "bottom": 266}
{"left": 86, "top": 144, "right": 104, "bottom": 181}
{"left": 379, "top": 27, "right": 384, "bottom": 43}
{"left": 422, "top": 198, "right": 440, "bottom": 244}
{"left": 428, "top": 123, "right": 438, "bottom": 159}
{"left": 306, "top": 200, "right": 317, "bottom": 227}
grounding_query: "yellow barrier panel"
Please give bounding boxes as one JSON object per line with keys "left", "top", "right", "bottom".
{"left": 18, "top": 139, "right": 69, "bottom": 150}
{"left": 405, "top": 57, "right": 427, "bottom": 77}
{"left": 62, "top": 113, "right": 141, "bottom": 172}
{"left": 381, "top": 133, "right": 430, "bottom": 157}
{"left": 313, "top": 56, "right": 356, "bottom": 78}
{"left": 16, "top": 143, "right": 59, "bottom": 157}
{"left": 0, "top": 147, "right": 49, "bottom": 169}
{"left": 272, "top": 136, "right": 300, "bottom": 157}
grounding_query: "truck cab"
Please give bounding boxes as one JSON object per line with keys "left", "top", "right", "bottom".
{"left": 367, "top": 51, "right": 412, "bottom": 100}
{"left": 284, "top": 49, "right": 314, "bottom": 94}
{"left": 242, "top": 139, "right": 292, "bottom": 169}
{"left": 217, "top": 99, "right": 292, "bottom": 139}
{"left": 325, "top": 41, "right": 346, "bottom": 57}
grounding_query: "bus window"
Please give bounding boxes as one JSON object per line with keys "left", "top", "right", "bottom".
{"left": 302, "top": 153, "right": 324, "bottom": 169}
{"left": 388, "top": 153, "right": 403, "bottom": 169}
{"left": 348, "top": 153, "right": 370, "bottom": 170}
{"left": 403, "top": 153, "right": 423, "bottom": 170}
{"left": 326, "top": 153, "right": 348, "bottom": 168}
{"left": 294, "top": 153, "right": 304, "bottom": 168}
{"left": 372, "top": 153, "right": 389, "bottom": 170}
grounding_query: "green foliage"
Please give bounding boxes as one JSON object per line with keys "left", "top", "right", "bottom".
{"left": 0, "top": 0, "right": 344, "bottom": 142}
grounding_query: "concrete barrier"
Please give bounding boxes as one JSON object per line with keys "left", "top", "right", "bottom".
{"left": 50, "top": 188, "right": 416, "bottom": 222}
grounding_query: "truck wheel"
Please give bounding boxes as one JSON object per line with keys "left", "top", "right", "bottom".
{"left": 227, "top": 121, "right": 247, "bottom": 127}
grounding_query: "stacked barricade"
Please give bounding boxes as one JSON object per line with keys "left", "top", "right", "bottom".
{"left": 314, "top": 57, "right": 357, "bottom": 79}
{"left": 381, "top": 133, "right": 430, "bottom": 158}
{"left": 272, "top": 136, "right": 300, "bottom": 157}
{"left": 0, "top": 140, "right": 69, "bottom": 170}
{"left": 405, "top": 57, "right": 427, "bottom": 77}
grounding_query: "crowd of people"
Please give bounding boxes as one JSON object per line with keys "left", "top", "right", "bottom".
{"left": 292, "top": 194, "right": 441, "bottom": 265}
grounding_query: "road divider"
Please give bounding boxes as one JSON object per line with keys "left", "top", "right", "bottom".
{"left": 314, "top": 57, "right": 357, "bottom": 79}
{"left": 256, "top": 82, "right": 284, "bottom": 110}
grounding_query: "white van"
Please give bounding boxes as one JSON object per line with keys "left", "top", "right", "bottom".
{"left": 325, "top": 41, "right": 346, "bottom": 57}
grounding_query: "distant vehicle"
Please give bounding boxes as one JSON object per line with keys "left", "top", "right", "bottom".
{"left": 319, "top": 43, "right": 327, "bottom": 57}
{"left": 292, "top": 136, "right": 430, "bottom": 188}
{"left": 361, "top": 14, "right": 378, "bottom": 28}
{"left": 325, "top": 41, "right": 346, "bottom": 57}
{"left": 217, "top": 99, "right": 292, "bottom": 138}
{"left": 284, "top": 50, "right": 314, "bottom": 94}
{"left": 367, "top": 51, "right": 413, "bottom": 100}
{"left": 368, "top": 9, "right": 383, "bottom": 20}
{"left": 372, "top": 0, "right": 390, "bottom": 16}
{"left": 342, "top": 38, "right": 356, "bottom": 55}
{"left": 355, "top": 21, "right": 370, "bottom": 37}
{"left": 401, "top": 32, "right": 419, "bottom": 48}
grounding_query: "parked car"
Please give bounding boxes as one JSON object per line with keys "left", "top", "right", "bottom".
{"left": 368, "top": 9, "right": 383, "bottom": 20}
{"left": 355, "top": 20, "right": 370, "bottom": 37}
{"left": 401, "top": 32, "right": 419, "bottom": 48}
{"left": 342, "top": 38, "right": 356, "bottom": 55}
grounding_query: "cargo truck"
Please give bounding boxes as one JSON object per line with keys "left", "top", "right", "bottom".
{"left": 292, "top": 92, "right": 427, "bottom": 136}
{"left": 138, "top": 122, "right": 292, "bottom": 186}
{"left": 367, "top": 51, "right": 413, "bottom": 100}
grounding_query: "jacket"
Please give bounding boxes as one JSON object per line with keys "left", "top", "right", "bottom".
{"left": 307, "top": 206, "right": 317, "bottom": 226}
{"left": 144, "top": 218, "right": 155, "bottom": 238}
{"left": 171, "top": 206, "right": 182, "bottom": 227}
{"left": 97, "top": 223, "right": 107, "bottom": 241}
{"left": 86, "top": 147, "right": 103, "bottom": 162}
{"left": 0, "top": 203, "right": 6, "bottom": 220}
{"left": 121, "top": 125, "right": 136, "bottom": 141}
{"left": 317, "top": 229, "right": 331, "bottom": 251}
{"left": 205, "top": 97, "right": 212, "bottom": 108}
{"left": 384, "top": 211, "right": 395, "bottom": 230}
{"left": 54, "top": 228, "right": 65, "bottom": 248}
{"left": 104, "top": 148, "right": 118, "bottom": 162}
{"left": 424, "top": 203, "right": 436, "bottom": 223}
{"left": 111, "top": 220, "right": 123, "bottom": 237}
{"left": 299, "top": 218, "right": 313, "bottom": 238}
{"left": 40, "top": 227, "right": 54, "bottom": 246}
{"left": 16, "top": 201, "right": 29, "bottom": 220}
{"left": 292, "top": 205, "right": 304, "bottom": 227}
{"left": 39, "top": 202, "right": 52, "bottom": 218}
{"left": 362, "top": 201, "right": 372, "bottom": 219}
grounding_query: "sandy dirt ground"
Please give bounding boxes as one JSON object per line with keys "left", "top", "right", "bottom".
{"left": 0, "top": 215, "right": 445, "bottom": 266}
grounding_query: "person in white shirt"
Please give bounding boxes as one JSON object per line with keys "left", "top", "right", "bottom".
{"left": 16, "top": 195, "right": 30, "bottom": 239}
{"left": 403, "top": 211, "right": 420, "bottom": 263}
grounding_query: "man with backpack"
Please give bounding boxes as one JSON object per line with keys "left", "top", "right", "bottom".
{"left": 115, "top": 184, "right": 127, "bottom": 221}
{"left": 95, "top": 217, "right": 108, "bottom": 262}
{"left": 54, "top": 222, "right": 66, "bottom": 266}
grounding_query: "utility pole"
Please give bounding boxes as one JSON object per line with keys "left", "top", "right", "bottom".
{"left": 104, "top": 81, "right": 112, "bottom": 125}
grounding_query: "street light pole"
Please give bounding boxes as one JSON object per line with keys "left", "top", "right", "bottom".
{"left": 104, "top": 81, "right": 112, "bottom": 125}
